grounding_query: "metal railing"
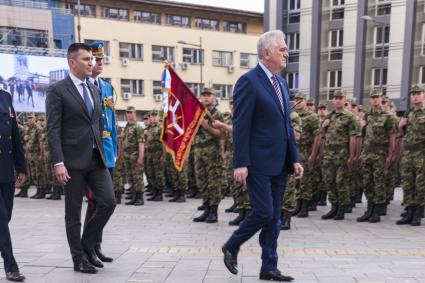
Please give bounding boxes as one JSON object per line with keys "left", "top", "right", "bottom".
{"left": 0, "top": 0, "right": 72, "bottom": 14}
{"left": 0, "top": 44, "right": 67, "bottom": 57}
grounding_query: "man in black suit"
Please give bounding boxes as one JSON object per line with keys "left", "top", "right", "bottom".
{"left": 46, "top": 43, "right": 116, "bottom": 274}
{"left": 0, "top": 87, "right": 26, "bottom": 282}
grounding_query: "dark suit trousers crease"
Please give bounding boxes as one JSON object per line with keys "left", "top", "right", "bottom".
{"left": 83, "top": 168, "right": 114, "bottom": 247}
{"left": 0, "top": 183, "right": 19, "bottom": 272}
{"left": 64, "top": 149, "right": 116, "bottom": 262}
{"left": 224, "top": 172, "right": 287, "bottom": 273}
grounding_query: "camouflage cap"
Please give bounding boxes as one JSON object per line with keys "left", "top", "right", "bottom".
{"left": 294, "top": 92, "right": 305, "bottom": 100}
{"left": 306, "top": 99, "right": 314, "bottom": 105}
{"left": 351, "top": 100, "right": 358, "bottom": 107}
{"left": 37, "top": 113, "right": 46, "bottom": 120}
{"left": 27, "top": 112, "right": 35, "bottom": 118}
{"left": 126, "top": 106, "right": 136, "bottom": 112}
{"left": 410, "top": 84, "right": 424, "bottom": 93}
{"left": 150, "top": 109, "right": 158, "bottom": 116}
{"left": 333, "top": 90, "right": 346, "bottom": 97}
{"left": 201, "top": 87, "right": 216, "bottom": 96}
{"left": 318, "top": 102, "right": 327, "bottom": 109}
{"left": 143, "top": 114, "right": 149, "bottom": 120}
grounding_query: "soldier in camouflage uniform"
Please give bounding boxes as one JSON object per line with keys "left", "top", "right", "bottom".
{"left": 213, "top": 98, "right": 251, "bottom": 226}
{"left": 280, "top": 110, "right": 302, "bottom": 230}
{"left": 316, "top": 103, "right": 328, "bottom": 206}
{"left": 193, "top": 88, "right": 224, "bottom": 223}
{"left": 113, "top": 124, "right": 125, "bottom": 204}
{"left": 388, "top": 102, "right": 402, "bottom": 202}
{"left": 321, "top": 90, "right": 358, "bottom": 220}
{"left": 357, "top": 89, "right": 397, "bottom": 223}
{"left": 145, "top": 110, "right": 167, "bottom": 202}
{"left": 396, "top": 85, "right": 425, "bottom": 226}
{"left": 291, "top": 93, "right": 321, "bottom": 218}
{"left": 122, "top": 106, "right": 145, "bottom": 206}
{"left": 26, "top": 113, "right": 45, "bottom": 199}
{"left": 143, "top": 114, "right": 154, "bottom": 197}
{"left": 306, "top": 99, "right": 316, "bottom": 112}
{"left": 165, "top": 153, "right": 187, "bottom": 202}
{"left": 36, "top": 114, "right": 51, "bottom": 196}
{"left": 186, "top": 148, "right": 199, "bottom": 198}
{"left": 14, "top": 123, "right": 30, "bottom": 197}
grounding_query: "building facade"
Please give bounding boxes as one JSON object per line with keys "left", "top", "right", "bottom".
{"left": 265, "top": 0, "right": 423, "bottom": 111}
{"left": 64, "top": 0, "right": 263, "bottom": 118}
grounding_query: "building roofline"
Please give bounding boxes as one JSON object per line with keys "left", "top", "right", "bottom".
{"left": 126, "top": 0, "right": 263, "bottom": 18}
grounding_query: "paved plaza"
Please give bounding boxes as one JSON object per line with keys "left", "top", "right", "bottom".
{"left": 2, "top": 187, "right": 425, "bottom": 283}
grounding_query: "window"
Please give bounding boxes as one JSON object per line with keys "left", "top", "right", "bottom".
{"left": 288, "top": 0, "right": 300, "bottom": 23}
{"left": 152, "top": 45, "right": 174, "bottom": 62}
{"left": 223, "top": 21, "right": 246, "bottom": 33}
{"left": 376, "top": 0, "right": 391, "bottom": 16}
{"left": 182, "top": 48, "right": 204, "bottom": 64}
{"left": 84, "top": 39, "right": 110, "bottom": 56}
{"left": 240, "top": 53, "right": 257, "bottom": 68}
{"left": 120, "top": 79, "right": 144, "bottom": 96}
{"left": 329, "top": 30, "right": 343, "bottom": 61}
{"left": 331, "top": 0, "right": 344, "bottom": 20}
{"left": 372, "top": 68, "right": 387, "bottom": 94}
{"left": 119, "top": 43, "right": 143, "bottom": 60}
{"left": 374, "top": 26, "right": 390, "bottom": 58}
{"left": 420, "top": 66, "right": 425, "bottom": 84}
{"left": 195, "top": 17, "right": 219, "bottom": 30}
{"left": 186, "top": 83, "right": 204, "bottom": 96}
{"left": 421, "top": 23, "right": 425, "bottom": 56}
{"left": 287, "top": 33, "right": 300, "bottom": 63}
{"left": 0, "top": 27, "right": 48, "bottom": 47}
{"left": 212, "top": 84, "right": 233, "bottom": 99}
{"left": 286, "top": 72, "right": 299, "bottom": 93}
{"left": 212, "top": 51, "right": 233, "bottom": 66}
{"left": 134, "top": 11, "right": 160, "bottom": 24}
{"left": 166, "top": 15, "right": 190, "bottom": 27}
{"left": 102, "top": 7, "right": 129, "bottom": 21}
{"left": 65, "top": 3, "right": 96, "bottom": 17}
{"left": 327, "top": 70, "right": 342, "bottom": 99}
{"left": 153, "top": 81, "right": 163, "bottom": 101}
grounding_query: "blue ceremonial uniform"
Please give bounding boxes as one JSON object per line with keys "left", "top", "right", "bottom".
{"left": 98, "top": 78, "right": 117, "bottom": 169}
{"left": 0, "top": 87, "right": 26, "bottom": 274}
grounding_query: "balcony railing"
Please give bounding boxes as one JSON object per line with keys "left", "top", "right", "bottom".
{"left": 0, "top": 0, "right": 71, "bottom": 14}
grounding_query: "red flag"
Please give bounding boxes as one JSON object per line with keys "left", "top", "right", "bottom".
{"left": 160, "top": 65, "right": 206, "bottom": 171}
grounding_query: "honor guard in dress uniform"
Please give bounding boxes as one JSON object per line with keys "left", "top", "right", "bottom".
{"left": 83, "top": 42, "right": 117, "bottom": 264}
{"left": 0, "top": 87, "right": 26, "bottom": 281}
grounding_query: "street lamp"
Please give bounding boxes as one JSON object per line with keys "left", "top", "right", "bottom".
{"left": 177, "top": 37, "right": 203, "bottom": 88}
{"left": 361, "top": 15, "right": 386, "bottom": 93}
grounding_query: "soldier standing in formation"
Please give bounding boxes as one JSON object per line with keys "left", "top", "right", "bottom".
{"left": 357, "top": 89, "right": 397, "bottom": 223}
{"left": 193, "top": 88, "right": 224, "bottom": 224}
{"left": 26, "top": 113, "right": 45, "bottom": 199}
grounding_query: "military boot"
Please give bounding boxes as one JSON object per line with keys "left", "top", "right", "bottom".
{"left": 115, "top": 191, "right": 122, "bottom": 204}
{"left": 396, "top": 206, "right": 414, "bottom": 225}
{"left": 280, "top": 211, "right": 292, "bottom": 230}
{"left": 147, "top": 191, "right": 159, "bottom": 201}
{"left": 133, "top": 192, "right": 144, "bottom": 206}
{"left": 225, "top": 198, "right": 238, "bottom": 213}
{"left": 44, "top": 186, "right": 53, "bottom": 195}
{"left": 297, "top": 199, "right": 309, "bottom": 218}
{"left": 165, "top": 191, "right": 175, "bottom": 198}
{"left": 31, "top": 187, "right": 45, "bottom": 199}
{"left": 308, "top": 198, "right": 318, "bottom": 212}
{"left": 30, "top": 187, "right": 41, "bottom": 199}
{"left": 380, "top": 202, "right": 388, "bottom": 216}
{"left": 197, "top": 202, "right": 206, "bottom": 211}
{"left": 321, "top": 204, "right": 338, "bottom": 220}
{"left": 368, "top": 203, "right": 383, "bottom": 223}
{"left": 333, "top": 204, "right": 345, "bottom": 220}
{"left": 357, "top": 202, "right": 374, "bottom": 222}
{"left": 193, "top": 204, "right": 210, "bottom": 222}
{"left": 15, "top": 186, "right": 28, "bottom": 197}
{"left": 173, "top": 192, "right": 186, "bottom": 203}
{"left": 125, "top": 191, "right": 133, "bottom": 200}
{"left": 411, "top": 206, "right": 423, "bottom": 226}
{"left": 187, "top": 187, "right": 199, "bottom": 198}
{"left": 229, "top": 209, "right": 246, "bottom": 226}
{"left": 292, "top": 199, "right": 302, "bottom": 216}
{"left": 355, "top": 189, "right": 363, "bottom": 203}
{"left": 205, "top": 205, "right": 218, "bottom": 223}
{"left": 318, "top": 191, "right": 327, "bottom": 206}
{"left": 125, "top": 192, "right": 137, "bottom": 205}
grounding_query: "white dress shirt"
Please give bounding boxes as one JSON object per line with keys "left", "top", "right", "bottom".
{"left": 258, "top": 61, "right": 276, "bottom": 86}
{"left": 69, "top": 72, "right": 94, "bottom": 107}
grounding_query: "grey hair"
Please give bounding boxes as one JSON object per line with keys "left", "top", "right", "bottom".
{"left": 257, "top": 30, "right": 286, "bottom": 60}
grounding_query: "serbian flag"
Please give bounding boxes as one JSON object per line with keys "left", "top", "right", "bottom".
{"left": 160, "top": 64, "right": 207, "bottom": 171}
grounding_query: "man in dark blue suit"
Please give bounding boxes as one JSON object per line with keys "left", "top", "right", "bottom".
{"left": 0, "top": 87, "right": 26, "bottom": 282}
{"left": 222, "top": 30, "right": 303, "bottom": 282}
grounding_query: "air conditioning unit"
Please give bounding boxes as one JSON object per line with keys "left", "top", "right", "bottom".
{"left": 180, "top": 62, "right": 190, "bottom": 70}
{"left": 121, "top": 58, "right": 129, "bottom": 66}
{"left": 171, "top": 62, "right": 177, "bottom": 69}
{"left": 227, "top": 65, "right": 235, "bottom": 73}
{"left": 154, "top": 94, "right": 162, "bottom": 102}
{"left": 122, "top": 92, "right": 131, "bottom": 100}
{"left": 103, "top": 56, "right": 112, "bottom": 64}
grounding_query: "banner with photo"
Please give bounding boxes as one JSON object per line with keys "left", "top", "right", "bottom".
{"left": 0, "top": 53, "right": 69, "bottom": 113}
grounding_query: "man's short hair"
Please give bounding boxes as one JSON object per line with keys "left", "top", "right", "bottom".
{"left": 257, "top": 30, "right": 285, "bottom": 60}
{"left": 67, "top": 43, "right": 91, "bottom": 60}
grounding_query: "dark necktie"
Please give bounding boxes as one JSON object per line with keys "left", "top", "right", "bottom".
{"left": 81, "top": 82, "right": 93, "bottom": 117}
{"left": 271, "top": 75, "right": 285, "bottom": 113}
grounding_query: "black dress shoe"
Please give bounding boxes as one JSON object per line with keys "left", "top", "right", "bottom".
{"left": 74, "top": 259, "right": 98, "bottom": 274}
{"left": 95, "top": 246, "right": 114, "bottom": 263}
{"left": 83, "top": 247, "right": 104, "bottom": 268}
{"left": 222, "top": 246, "right": 238, "bottom": 275}
{"left": 259, "top": 270, "right": 294, "bottom": 282}
{"left": 6, "top": 271, "right": 25, "bottom": 282}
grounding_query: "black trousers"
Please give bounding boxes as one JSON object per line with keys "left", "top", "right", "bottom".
{"left": 0, "top": 182, "right": 19, "bottom": 272}
{"left": 84, "top": 168, "right": 114, "bottom": 247}
{"left": 64, "top": 149, "right": 116, "bottom": 263}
